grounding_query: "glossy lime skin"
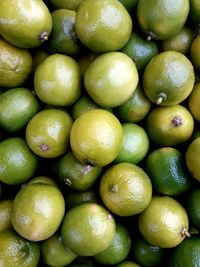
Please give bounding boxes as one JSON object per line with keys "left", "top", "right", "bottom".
{"left": 186, "top": 189, "right": 200, "bottom": 231}
{"left": 11, "top": 183, "right": 65, "bottom": 241}
{"left": 169, "top": 237, "right": 200, "bottom": 267}
{"left": 70, "top": 109, "right": 123, "bottom": 166}
{"left": 121, "top": 33, "right": 158, "bottom": 71}
{"left": 26, "top": 109, "right": 73, "bottom": 158}
{"left": 143, "top": 51, "right": 195, "bottom": 105}
{"left": 61, "top": 203, "right": 116, "bottom": 256}
{"left": 0, "top": 230, "right": 40, "bottom": 267}
{"left": 48, "top": 9, "right": 83, "bottom": 56}
{"left": 190, "top": 0, "right": 200, "bottom": 23}
{"left": 0, "top": 38, "right": 32, "bottom": 88}
{"left": 0, "top": 199, "right": 13, "bottom": 232}
{"left": 132, "top": 237, "right": 164, "bottom": 267}
{"left": 0, "top": 0, "right": 52, "bottom": 48}
{"left": 186, "top": 137, "right": 200, "bottom": 182}
{"left": 190, "top": 35, "right": 200, "bottom": 69}
{"left": 75, "top": 0, "right": 132, "bottom": 52}
{"left": 41, "top": 232, "right": 77, "bottom": 266}
{"left": 189, "top": 82, "right": 200, "bottom": 122}
{"left": 34, "top": 54, "right": 81, "bottom": 106}
{"left": 84, "top": 52, "right": 138, "bottom": 108}
{"left": 138, "top": 196, "right": 189, "bottom": 248}
{"left": 0, "top": 87, "right": 40, "bottom": 132}
{"left": 146, "top": 147, "right": 191, "bottom": 196}
{"left": 94, "top": 223, "right": 131, "bottom": 265}
{"left": 0, "top": 137, "right": 38, "bottom": 185}
{"left": 137, "top": 0, "right": 189, "bottom": 40}
{"left": 58, "top": 151, "right": 102, "bottom": 191}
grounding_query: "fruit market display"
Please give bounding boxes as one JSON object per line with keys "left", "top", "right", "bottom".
{"left": 0, "top": 0, "right": 200, "bottom": 266}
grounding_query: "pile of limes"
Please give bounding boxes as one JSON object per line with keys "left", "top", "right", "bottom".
{"left": 0, "top": 0, "right": 200, "bottom": 266}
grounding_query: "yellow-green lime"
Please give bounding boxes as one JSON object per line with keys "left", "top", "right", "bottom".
{"left": 190, "top": 34, "right": 200, "bottom": 69}
{"left": 34, "top": 54, "right": 81, "bottom": 106}
{"left": 188, "top": 82, "right": 200, "bottom": 122}
{"left": 146, "top": 147, "right": 191, "bottom": 196}
{"left": 186, "top": 188, "right": 200, "bottom": 231}
{"left": 115, "top": 123, "right": 149, "bottom": 164}
{"left": 137, "top": 0, "right": 189, "bottom": 40}
{"left": 26, "top": 176, "right": 58, "bottom": 188}
{"left": 26, "top": 109, "right": 73, "bottom": 158}
{"left": 0, "top": 37, "right": 32, "bottom": 88}
{"left": 70, "top": 109, "right": 123, "bottom": 166}
{"left": 75, "top": 0, "right": 132, "bottom": 52}
{"left": 146, "top": 105, "right": 194, "bottom": 146}
{"left": 0, "top": 137, "right": 38, "bottom": 185}
{"left": 94, "top": 223, "right": 131, "bottom": 265}
{"left": 61, "top": 203, "right": 116, "bottom": 256}
{"left": 11, "top": 183, "right": 65, "bottom": 241}
{"left": 50, "top": 0, "right": 83, "bottom": 10}
{"left": 186, "top": 136, "right": 200, "bottom": 182}
{"left": 0, "top": 199, "right": 13, "bottom": 232}
{"left": 116, "top": 261, "right": 141, "bottom": 267}
{"left": 32, "top": 49, "right": 50, "bottom": 72}
{"left": 41, "top": 232, "right": 77, "bottom": 266}
{"left": 84, "top": 52, "right": 138, "bottom": 108}
{"left": 100, "top": 163, "right": 152, "bottom": 216}
{"left": 0, "top": 230, "right": 40, "bottom": 267}
{"left": 143, "top": 51, "right": 195, "bottom": 105}
{"left": 189, "top": 0, "right": 200, "bottom": 24}
{"left": 115, "top": 84, "right": 152, "bottom": 123}
{"left": 138, "top": 196, "right": 190, "bottom": 248}
{"left": 0, "top": 87, "right": 40, "bottom": 132}
{"left": 65, "top": 190, "right": 98, "bottom": 209}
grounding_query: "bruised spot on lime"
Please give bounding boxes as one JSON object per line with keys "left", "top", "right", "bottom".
{"left": 172, "top": 116, "right": 183, "bottom": 127}
{"left": 40, "top": 144, "right": 49, "bottom": 152}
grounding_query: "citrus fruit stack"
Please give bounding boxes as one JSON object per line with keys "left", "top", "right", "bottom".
{"left": 0, "top": 0, "right": 200, "bottom": 266}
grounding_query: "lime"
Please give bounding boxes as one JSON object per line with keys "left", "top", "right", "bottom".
{"left": 188, "top": 82, "right": 200, "bottom": 122}
{"left": 190, "top": 0, "right": 200, "bottom": 24}
{"left": 186, "top": 136, "right": 200, "bottom": 182}
{"left": 186, "top": 188, "right": 200, "bottom": 231}
{"left": 0, "top": 199, "right": 13, "bottom": 232}
{"left": 65, "top": 190, "right": 98, "bottom": 209}
{"left": 190, "top": 34, "right": 200, "bottom": 70}
{"left": 116, "top": 261, "right": 141, "bottom": 267}
{"left": 50, "top": 0, "right": 83, "bottom": 11}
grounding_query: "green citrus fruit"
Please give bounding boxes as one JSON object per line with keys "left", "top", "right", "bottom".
{"left": 94, "top": 223, "right": 131, "bottom": 265}
{"left": 186, "top": 137, "right": 200, "bottom": 182}
{"left": 190, "top": 34, "right": 200, "bottom": 69}
{"left": 70, "top": 109, "right": 123, "bottom": 166}
{"left": 188, "top": 82, "right": 200, "bottom": 122}
{"left": 115, "top": 123, "right": 149, "bottom": 164}
{"left": 65, "top": 190, "right": 98, "bottom": 209}
{"left": 61, "top": 203, "right": 116, "bottom": 256}
{"left": 50, "top": 0, "right": 83, "bottom": 10}
{"left": 0, "top": 137, "right": 38, "bottom": 185}
{"left": 186, "top": 188, "right": 200, "bottom": 231}
{"left": 143, "top": 51, "right": 195, "bottom": 105}
{"left": 0, "top": 230, "right": 40, "bottom": 267}
{"left": 32, "top": 49, "right": 50, "bottom": 72}
{"left": 0, "top": 37, "right": 32, "bottom": 88}
{"left": 26, "top": 176, "right": 58, "bottom": 188}
{"left": 75, "top": 0, "right": 132, "bottom": 52}
{"left": 11, "top": 183, "right": 65, "bottom": 241}
{"left": 100, "top": 163, "right": 152, "bottom": 216}
{"left": 118, "top": 0, "right": 139, "bottom": 11}
{"left": 0, "top": 0, "right": 52, "bottom": 48}
{"left": 189, "top": 0, "right": 200, "bottom": 24}
{"left": 0, "top": 199, "right": 13, "bottom": 232}
{"left": 41, "top": 232, "right": 77, "bottom": 266}
{"left": 34, "top": 54, "right": 81, "bottom": 106}
{"left": 26, "top": 109, "right": 73, "bottom": 158}
{"left": 84, "top": 52, "right": 138, "bottom": 108}
{"left": 138, "top": 196, "right": 190, "bottom": 248}
{"left": 0, "top": 87, "right": 40, "bottom": 132}
{"left": 116, "top": 261, "right": 141, "bottom": 267}
{"left": 137, "top": 0, "right": 189, "bottom": 40}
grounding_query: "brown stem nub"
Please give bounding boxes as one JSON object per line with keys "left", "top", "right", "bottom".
{"left": 64, "top": 178, "right": 72, "bottom": 187}
{"left": 156, "top": 92, "right": 167, "bottom": 105}
{"left": 181, "top": 227, "right": 191, "bottom": 237}
{"left": 147, "top": 31, "right": 156, "bottom": 41}
{"left": 39, "top": 31, "right": 49, "bottom": 42}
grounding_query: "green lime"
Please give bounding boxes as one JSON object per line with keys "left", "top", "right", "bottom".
{"left": 0, "top": 0, "right": 52, "bottom": 48}
{"left": 169, "top": 237, "right": 200, "bottom": 267}
{"left": 190, "top": 34, "right": 200, "bottom": 69}
{"left": 32, "top": 49, "right": 50, "bottom": 72}
{"left": 186, "top": 136, "right": 200, "bottom": 182}
{"left": 0, "top": 137, "right": 38, "bottom": 185}
{"left": 186, "top": 188, "right": 200, "bottom": 231}
{"left": 11, "top": 183, "right": 65, "bottom": 241}
{"left": 26, "top": 176, "right": 58, "bottom": 188}
{"left": 0, "top": 87, "right": 40, "bottom": 132}
{"left": 0, "top": 37, "right": 32, "bottom": 88}
{"left": 146, "top": 105, "right": 194, "bottom": 146}
{"left": 41, "top": 232, "right": 77, "bottom": 266}
{"left": 143, "top": 51, "right": 195, "bottom": 105}
{"left": 118, "top": 0, "right": 139, "bottom": 11}
{"left": 162, "top": 26, "right": 194, "bottom": 54}
{"left": 61, "top": 203, "right": 116, "bottom": 256}
{"left": 115, "top": 84, "right": 152, "bottom": 123}
{"left": 26, "top": 109, "right": 73, "bottom": 158}
{"left": 137, "top": 0, "right": 189, "bottom": 40}
{"left": 48, "top": 9, "right": 83, "bottom": 56}
{"left": 189, "top": 0, "right": 200, "bottom": 24}
{"left": 70, "top": 109, "right": 123, "bottom": 167}
{"left": 0, "top": 199, "right": 13, "bottom": 232}
{"left": 146, "top": 147, "right": 191, "bottom": 196}
{"left": 100, "top": 163, "right": 152, "bottom": 216}
{"left": 131, "top": 237, "right": 164, "bottom": 267}
{"left": 58, "top": 151, "right": 102, "bottom": 191}
{"left": 116, "top": 261, "right": 141, "bottom": 267}
{"left": 84, "top": 52, "right": 138, "bottom": 108}
{"left": 0, "top": 230, "right": 40, "bottom": 267}
{"left": 65, "top": 190, "right": 98, "bottom": 209}
{"left": 77, "top": 52, "right": 97, "bottom": 77}
{"left": 75, "top": 0, "right": 132, "bottom": 52}
{"left": 94, "top": 223, "right": 131, "bottom": 265}
{"left": 115, "top": 123, "right": 149, "bottom": 164}
{"left": 138, "top": 196, "right": 190, "bottom": 248}
{"left": 50, "top": 0, "right": 83, "bottom": 10}
{"left": 34, "top": 54, "right": 81, "bottom": 106}
{"left": 121, "top": 32, "right": 158, "bottom": 71}
{"left": 188, "top": 82, "right": 200, "bottom": 122}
